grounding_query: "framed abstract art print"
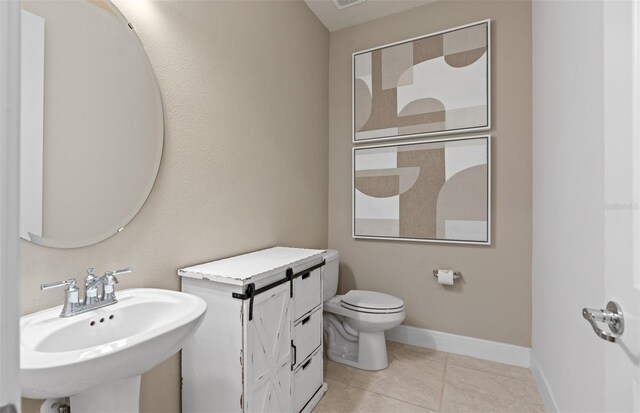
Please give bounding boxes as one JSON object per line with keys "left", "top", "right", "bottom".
{"left": 353, "top": 135, "right": 491, "bottom": 244}
{"left": 353, "top": 20, "right": 491, "bottom": 143}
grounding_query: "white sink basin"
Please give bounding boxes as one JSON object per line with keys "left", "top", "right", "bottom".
{"left": 21, "top": 288, "right": 206, "bottom": 409}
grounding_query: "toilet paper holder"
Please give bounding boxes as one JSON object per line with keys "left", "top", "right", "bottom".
{"left": 432, "top": 270, "right": 463, "bottom": 280}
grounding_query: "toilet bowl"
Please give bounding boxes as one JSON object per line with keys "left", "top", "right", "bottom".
{"left": 322, "top": 250, "right": 405, "bottom": 371}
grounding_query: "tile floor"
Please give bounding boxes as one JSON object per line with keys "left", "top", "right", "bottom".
{"left": 316, "top": 341, "right": 545, "bottom": 413}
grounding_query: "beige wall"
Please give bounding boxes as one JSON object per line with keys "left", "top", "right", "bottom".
{"left": 328, "top": 0, "right": 532, "bottom": 346}
{"left": 21, "top": 1, "right": 328, "bottom": 412}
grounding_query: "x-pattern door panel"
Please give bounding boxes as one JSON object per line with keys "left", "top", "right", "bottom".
{"left": 246, "top": 282, "right": 291, "bottom": 412}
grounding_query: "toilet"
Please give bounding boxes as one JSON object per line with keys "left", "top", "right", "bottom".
{"left": 322, "top": 250, "right": 405, "bottom": 371}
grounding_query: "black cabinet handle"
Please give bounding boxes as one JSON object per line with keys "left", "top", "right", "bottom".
{"left": 302, "top": 359, "right": 312, "bottom": 370}
{"left": 301, "top": 272, "right": 310, "bottom": 280}
{"left": 291, "top": 341, "right": 297, "bottom": 370}
{"left": 301, "top": 315, "right": 311, "bottom": 325}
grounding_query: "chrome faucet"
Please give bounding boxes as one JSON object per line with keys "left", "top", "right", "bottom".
{"left": 41, "top": 267, "right": 132, "bottom": 318}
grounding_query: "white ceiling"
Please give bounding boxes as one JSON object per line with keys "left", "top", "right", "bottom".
{"left": 304, "top": 0, "right": 437, "bottom": 32}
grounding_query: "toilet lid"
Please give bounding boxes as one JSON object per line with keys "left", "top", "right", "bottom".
{"left": 340, "top": 290, "right": 404, "bottom": 312}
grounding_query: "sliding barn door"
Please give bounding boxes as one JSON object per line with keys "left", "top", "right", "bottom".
{"left": 245, "top": 282, "right": 292, "bottom": 412}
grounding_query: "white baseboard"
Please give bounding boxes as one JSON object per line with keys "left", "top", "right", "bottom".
{"left": 530, "top": 352, "right": 559, "bottom": 412}
{"left": 385, "top": 324, "right": 531, "bottom": 368}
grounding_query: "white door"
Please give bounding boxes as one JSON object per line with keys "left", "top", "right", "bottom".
{"left": 582, "top": 1, "right": 640, "bottom": 411}
{"left": 245, "top": 282, "right": 292, "bottom": 413}
{"left": 604, "top": 0, "right": 640, "bottom": 410}
{"left": 0, "top": 0, "right": 21, "bottom": 412}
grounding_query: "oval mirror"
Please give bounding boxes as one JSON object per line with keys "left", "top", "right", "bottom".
{"left": 20, "top": 0, "right": 163, "bottom": 248}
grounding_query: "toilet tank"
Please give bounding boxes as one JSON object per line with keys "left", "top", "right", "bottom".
{"left": 322, "top": 250, "right": 339, "bottom": 301}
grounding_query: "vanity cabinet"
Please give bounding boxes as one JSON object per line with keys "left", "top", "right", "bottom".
{"left": 179, "top": 247, "right": 327, "bottom": 413}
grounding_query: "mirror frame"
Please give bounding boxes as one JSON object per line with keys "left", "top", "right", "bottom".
{"left": 23, "top": 0, "right": 164, "bottom": 249}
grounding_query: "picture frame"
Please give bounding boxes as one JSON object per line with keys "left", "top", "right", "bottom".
{"left": 352, "top": 135, "right": 491, "bottom": 245}
{"left": 352, "top": 20, "right": 491, "bottom": 143}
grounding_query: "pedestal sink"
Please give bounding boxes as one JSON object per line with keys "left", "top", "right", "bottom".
{"left": 21, "top": 288, "right": 207, "bottom": 413}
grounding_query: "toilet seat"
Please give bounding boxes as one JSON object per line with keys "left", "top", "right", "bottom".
{"left": 340, "top": 290, "right": 404, "bottom": 314}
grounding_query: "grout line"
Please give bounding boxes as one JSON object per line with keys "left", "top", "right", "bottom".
{"left": 446, "top": 361, "right": 534, "bottom": 384}
{"left": 439, "top": 353, "right": 448, "bottom": 411}
{"left": 437, "top": 349, "right": 533, "bottom": 383}
{"left": 345, "top": 371, "right": 354, "bottom": 387}
{"left": 344, "top": 382, "right": 439, "bottom": 413}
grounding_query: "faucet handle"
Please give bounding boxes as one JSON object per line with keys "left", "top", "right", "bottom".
{"left": 41, "top": 278, "right": 78, "bottom": 291}
{"left": 41, "top": 278, "right": 81, "bottom": 317}
{"left": 103, "top": 267, "right": 132, "bottom": 283}
{"left": 105, "top": 273, "right": 118, "bottom": 284}
{"left": 102, "top": 267, "right": 131, "bottom": 302}
{"left": 104, "top": 267, "right": 132, "bottom": 277}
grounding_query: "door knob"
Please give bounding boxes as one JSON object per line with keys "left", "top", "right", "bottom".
{"left": 582, "top": 301, "right": 624, "bottom": 342}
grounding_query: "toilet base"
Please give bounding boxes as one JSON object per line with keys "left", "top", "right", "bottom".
{"left": 326, "top": 330, "right": 389, "bottom": 371}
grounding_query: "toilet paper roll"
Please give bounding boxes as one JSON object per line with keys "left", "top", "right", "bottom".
{"left": 437, "top": 269, "right": 455, "bottom": 285}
